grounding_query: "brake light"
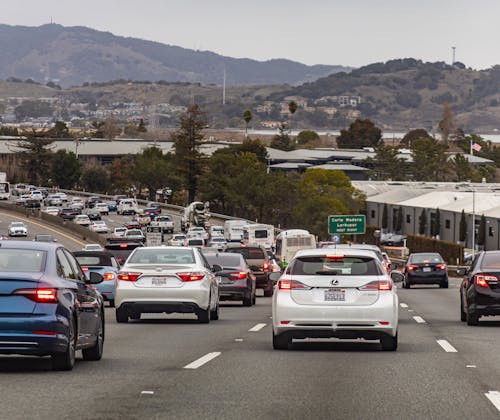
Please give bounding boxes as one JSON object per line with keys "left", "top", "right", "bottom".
{"left": 278, "top": 279, "right": 311, "bottom": 290}
{"left": 359, "top": 280, "right": 392, "bottom": 291}
{"left": 229, "top": 271, "right": 247, "bottom": 280}
{"left": 119, "top": 243, "right": 128, "bottom": 248}
{"left": 407, "top": 265, "right": 417, "bottom": 271}
{"left": 103, "top": 272, "right": 115, "bottom": 281}
{"left": 438, "top": 264, "right": 447, "bottom": 270}
{"left": 81, "top": 266, "right": 89, "bottom": 271}
{"left": 117, "top": 272, "right": 142, "bottom": 281}
{"left": 177, "top": 272, "right": 205, "bottom": 282}
{"left": 13, "top": 288, "right": 58, "bottom": 303}
{"left": 326, "top": 254, "right": 344, "bottom": 259}
{"left": 262, "top": 261, "right": 270, "bottom": 271}
{"left": 474, "top": 274, "right": 498, "bottom": 288}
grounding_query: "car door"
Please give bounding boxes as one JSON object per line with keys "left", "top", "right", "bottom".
{"left": 462, "top": 254, "right": 481, "bottom": 307}
{"left": 199, "top": 251, "right": 219, "bottom": 309}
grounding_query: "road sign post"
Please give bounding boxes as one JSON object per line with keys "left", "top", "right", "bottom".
{"left": 328, "top": 215, "right": 366, "bottom": 235}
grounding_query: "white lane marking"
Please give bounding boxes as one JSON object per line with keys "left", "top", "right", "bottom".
{"left": 485, "top": 391, "right": 500, "bottom": 412}
{"left": 141, "top": 391, "right": 154, "bottom": 395}
{"left": 466, "top": 365, "right": 477, "bottom": 368}
{"left": 249, "top": 323, "right": 267, "bottom": 332}
{"left": 184, "top": 352, "right": 221, "bottom": 369}
{"left": 400, "top": 303, "right": 408, "bottom": 308}
{"left": 107, "top": 218, "right": 115, "bottom": 223}
{"left": 437, "top": 340, "right": 458, "bottom": 353}
{"left": 408, "top": 309, "right": 414, "bottom": 312}
{"left": 413, "top": 316, "right": 426, "bottom": 323}
{"left": 234, "top": 338, "right": 244, "bottom": 342}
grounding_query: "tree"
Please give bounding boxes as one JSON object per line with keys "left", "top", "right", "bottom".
{"left": 419, "top": 208, "right": 427, "bottom": 235}
{"left": 102, "top": 116, "right": 121, "bottom": 140}
{"left": 171, "top": 104, "right": 208, "bottom": 203}
{"left": 400, "top": 128, "right": 430, "bottom": 147}
{"left": 243, "top": 109, "right": 252, "bottom": 138}
{"left": 288, "top": 101, "right": 298, "bottom": 129}
{"left": 13, "top": 130, "right": 55, "bottom": 185}
{"left": 411, "top": 137, "right": 450, "bottom": 181}
{"left": 270, "top": 123, "right": 295, "bottom": 151}
{"left": 367, "top": 145, "right": 407, "bottom": 180}
{"left": 451, "top": 154, "right": 473, "bottom": 182}
{"left": 382, "top": 203, "right": 388, "bottom": 230}
{"left": 336, "top": 119, "right": 382, "bottom": 149}
{"left": 131, "top": 147, "right": 171, "bottom": 200}
{"left": 47, "top": 121, "right": 70, "bottom": 138}
{"left": 477, "top": 214, "right": 486, "bottom": 247}
{"left": 80, "top": 165, "right": 111, "bottom": 193}
{"left": 297, "top": 130, "right": 320, "bottom": 147}
{"left": 459, "top": 210, "right": 467, "bottom": 242}
{"left": 438, "top": 103, "right": 455, "bottom": 144}
{"left": 51, "top": 150, "right": 81, "bottom": 189}
{"left": 14, "top": 100, "right": 54, "bottom": 120}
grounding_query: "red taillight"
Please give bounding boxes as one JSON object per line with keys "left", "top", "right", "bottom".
{"left": 119, "top": 244, "right": 128, "bottom": 248}
{"left": 359, "top": 280, "right": 392, "bottom": 291}
{"left": 262, "top": 262, "right": 270, "bottom": 271}
{"left": 177, "top": 272, "right": 205, "bottom": 282}
{"left": 438, "top": 264, "right": 447, "bottom": 270}
{"left": 407, "top": 265, "right": 417, "bottom": 271}
{"left": 81, "top": 266, "right": 89, "bottom": 272}
{"left": 117, "top": 272, "right": 142, "bottom": 281}
{"left": 278, "top": 279, "right": 310, "bottom": 290}
{"left": 13, "top": 288, "right": 58, "bottom": 303}
{"left": 103, "top": 272, "right": 115, "bottom": 281}
{"left": 228, "top": 271, "right": 247, "bottom": 280}
{"left": 33, "top": 330, "right": 57, "bottom": 336}
{"left": 474, "top": 274, "right": 498, "bottom": 288}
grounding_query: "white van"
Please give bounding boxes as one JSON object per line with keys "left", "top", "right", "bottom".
{"left": 117, "top": 199, "right": 139, "bottom": 215}
{"left": 243, "top": 223, "right": 274, "bottom": 249}
{"left": 224, "top": 219, "right": 247, "bottom": 242}
{"left": 275, "top": 229, "right": 317, "bottom": 268}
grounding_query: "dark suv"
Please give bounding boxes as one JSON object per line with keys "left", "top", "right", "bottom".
{"left": 225, "top": 243, "right": 273, "bottom": 296}
{"left": 402, "top": 252, "right": 448, "bottom": 288}
{"left": 459, "top": 251, "right": 500, "bottom": 325}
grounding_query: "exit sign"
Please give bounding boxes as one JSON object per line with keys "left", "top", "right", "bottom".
{"left": 328, "top": 215, "right": 366, "bottom": 235}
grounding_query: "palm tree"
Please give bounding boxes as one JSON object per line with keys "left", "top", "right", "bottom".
{"left": 243, "top": 109, "right": 252, "bottom": 138}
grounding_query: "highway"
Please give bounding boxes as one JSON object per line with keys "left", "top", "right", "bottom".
{"left": 1, "top": 205, "right": 500, "bottom": 418}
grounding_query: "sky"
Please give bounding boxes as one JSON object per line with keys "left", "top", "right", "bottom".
{"left": 2, "top": 0, "right": 500, "bottom": 69}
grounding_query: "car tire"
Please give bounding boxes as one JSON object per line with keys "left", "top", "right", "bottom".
{"left": 272, "top": 331, "right": 290, "bottom": 350}
{"left": 380, "top": 333, "right": 398, "bottom": 351}
{"left": 109, "top": 299, "right": 115, "bottom": 308}
{"left": 252, "top": 293, "right": 256, "bottom": 305}
{"left": 243, "top": 295, "right": 252, "bottom": 307}
{"left": 440, "top": 280, "right": 449, "bottom": 288}
{"left": 52, "top": 316, "right": 76, "bottom": 371}
{"left": 210, "top": 302, "right": 219, "bottom": 320}
{"left": 197, "top": 308, "right": 210, "bottom": 324}
{"left": 130, "top": 313, "right": 141, "bottom": 320}
{"left": 263, "top": 282, "right": 273, "bottom": 297}
{"left": 82, "top": 315, "right": 104, "bottom": 361}
{"left": 115, "top": 307, "right": 129, "bottom": 323}
{"left": 403, "top": 277, "right": 410, "bottom": 289}
{"left": 466, "top": 308, "right": 479, "bottom": 326}
{"left": 460, "top": 298, "right": 467, "bottom": 322}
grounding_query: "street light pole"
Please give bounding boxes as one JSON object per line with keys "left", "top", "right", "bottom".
{"left": 472, "top": 187, "right": 475, "bottom": 257}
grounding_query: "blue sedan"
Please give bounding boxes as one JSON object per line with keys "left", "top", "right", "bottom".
{"left": 0, "top": 241, "right": 105, "bottom": 370}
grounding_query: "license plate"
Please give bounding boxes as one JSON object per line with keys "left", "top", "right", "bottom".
{"left": 325, "top": 288, "right": 345, "bottom": 301}
{"left": 423, "top": 267, "right": 431, "bottom": 272}
{"left": 151, "top": 277, "right": 168, "bottom": 286}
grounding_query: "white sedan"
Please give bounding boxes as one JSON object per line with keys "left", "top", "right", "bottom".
{"left": 271, "top": 248, "right": 398, "bottom": 351}
{"left": 89, "top": 221, "right": 110, "bottom": 233}
{"left": 43, "top": 206, "right": 60, "bottom": 216}
{"left": 8, "top": 221, "right": 28, "bottom": 237}
{"left": 115, "top": 246, "right": 220, "bottom": 323}
{"left": 74, "top": 214, "right": 91, "bottom": 226}
{"left": 123, "top": 229, "right": 145, "bottom": 241}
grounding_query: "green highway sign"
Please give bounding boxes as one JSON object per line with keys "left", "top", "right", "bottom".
{"left": 328, "top": 215, "right": 366, "bottom": 235}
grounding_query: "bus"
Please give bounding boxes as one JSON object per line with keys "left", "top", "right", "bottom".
{"left": 224, "top": 219, "right": 247, "bottom": 242}
{"left": 242, "top": 223, "right": 275, "bottom": 249}
{"left": 275, "top": 229, "right": 317, "bottom": 268}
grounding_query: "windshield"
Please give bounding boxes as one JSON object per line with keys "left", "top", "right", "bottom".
{"left": 289, "top": 255, "right": 383, "bottom": 276}
{"left": 226, "top": 247, "right": 265, "bottom": 259}
{"left": 128, "top": 248, "right": 195, "bottom": 264}
{"left": 0, "top": 249, "right": 46, "bottom": 272}
{"left": 409, "top": 254, "right": 444, "bottom": 264}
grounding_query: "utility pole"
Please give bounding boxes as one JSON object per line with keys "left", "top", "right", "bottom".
{"left": 452, "top": 46, "right": 456, "bottom": 65}
{"left": 222, "top": 67, "right": 226, "bottom": 106}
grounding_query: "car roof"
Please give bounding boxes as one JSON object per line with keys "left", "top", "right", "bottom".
{"left": 294, "top": 248, "right": 379, "bottom": 258}
{"left": 325, "top": 243, "right": 382, "bottom": 252}
{"left": 74, "top": 251, "right": 112, "bottom": 258}
{"left": 0, "top": 240, "right": 59, "bottom": 251}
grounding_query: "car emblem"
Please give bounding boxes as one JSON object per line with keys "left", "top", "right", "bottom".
{"left": 331, "top": 279, "right": 339, "bottom": 286}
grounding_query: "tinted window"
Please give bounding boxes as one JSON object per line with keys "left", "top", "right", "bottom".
{"left": 409, "top": 254, "right": 443, "bottom": 264}
{"left": 63, "top": 250, "right": 86, "bottom": 282}
{"left": 205, "top": 254, "right": 243, "bottom": 268}
{"left": 481, "top": 253, "right": 500, "bottom": 269}
{"left": 254, "top": 230, "right": 268, "bottom": 239}
{"left": 290, "top": 256, "right": 383, "bottom": 276}
{"left": 226, "top": 247, "right": 265, "bottom": 259}
{"left": 128, "top": 248, "right": 195, "bottom": 264}
{"left": 57, "top": 249, "right": 76, "bottom": 279}
{"left": 74, "top": 254, "right": 113, "bottom": 266}
{"left": 0, "top": 249, "right": 46, "bottom": 272}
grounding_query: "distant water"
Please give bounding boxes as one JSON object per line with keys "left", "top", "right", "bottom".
{"left": 245, "top": 129, "right": 500, "bottom": 144}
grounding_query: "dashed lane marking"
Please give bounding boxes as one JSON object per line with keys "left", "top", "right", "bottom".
{"left": 141, "top": 391, "right": 154, "bottom": 395}
{"left": 400, "top": 303, "right": 408, "bottom": 308}
{"left": 485, "top": 391, "right": 500, "bottom": 412}
{"left": 249, "top": 323, "right": 267, "bottom": 332}
{"left": 466, "top": 365, "right": 477, "bottom": 368}
{"left": 184, "top": 352, "right": 221, "bottom": 369}
{"left": 413, "top": 316, "right": 426, "bottom": 323}
{"left": 437, "top": 339, "right": 458, "bottom": 353}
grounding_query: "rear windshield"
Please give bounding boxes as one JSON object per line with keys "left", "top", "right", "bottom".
{"left": 286, "top": 237, "right": 313, "bottom": 247}
{"left": 481, "top": 253, "right": 500, "bottom": 269}
{"left": 105, "top": 244, "right": 143, "bottom": 264}
{"left": 188, "top": 239, "right": 204, "bottom": 246}
{"left": 226, "top": 247, "right": 265, "bottom": 259}
{"left": 410, "top": 254, "right": 443, "bottom": 264}
{"left": 128, "top": 248, "right": 195, "bottom": 264}
{"left": 205, "top": 254, "right": 242, "bottom": 268}
{"left": 0, "top": 249, "right": 46, "bottom": 272}
{"left": 254, "top": 230, "right": 268, "bottom": 239}
{"left": 74, "top": 255, "right": 112, "bottom": 267}
{"left": 290, "top": 256, "right": 383, "bottom": 276}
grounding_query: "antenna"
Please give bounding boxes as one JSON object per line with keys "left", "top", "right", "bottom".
{"left": 452, "top": 46, "right": 456, "bottom": 65}
{"left": 222, "top": 67, "right": 226, "bottom": 106}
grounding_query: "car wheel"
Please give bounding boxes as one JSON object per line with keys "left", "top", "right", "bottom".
{"left": 252, "top": 292, "right": 256, "bottom": 305}
{"left": 263, "top": 281, "right": 273, "bottom": 297}
{"left": 130, "top": 312, "right": 141, "bottom": 320}
{"left": 197, "top": 308, "right": 210, "bottom": 324}
{"left": 460, "top": 297, "right": 467, "bottom": 322}
{"left": 466, "top": 308, "right": 479, "bottom": 326}
{"left": 108, "top": 299, "right": 115, "bottom": 308}
{"left": 52, "top": 316, "right": 76, "bottom": 370}
{"left": 380, "top": 333, "right": 398, "bottom": 351}
{"left": 210, "top": 302, "right": 219, "bottom": 320}
{"left": 403, "top": 277, "right": 410, "bottom": 289}
{"left": 440, "top": 280, "right": 449, "bottom": 288}
{"left": 82, "top": 314, "right": 104, "bottom": 361}
{"left": 115, "top": 306, "right": 129, "bottom": 323}
{"left": 243, "top": 294, "right": 252, "bottom": 307}
{"left": 272, "top": 330, "right": 290, "bottom": 350}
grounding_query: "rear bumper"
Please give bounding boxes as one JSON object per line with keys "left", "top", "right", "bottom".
{"left": 407, "top": 272, "right": 447, "bottom": 284}
{"left": 119, "top": 301, "right": 202, "bottom": 314}
{"left": 219, "top": 285, "right": 249, "bottom": 301}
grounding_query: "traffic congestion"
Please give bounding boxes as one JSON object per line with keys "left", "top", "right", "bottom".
{"left": 1, "top": 184, "right": 500, "bottom": 418}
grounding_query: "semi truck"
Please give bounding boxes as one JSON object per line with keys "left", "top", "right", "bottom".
{"left": 180, "top": 201, "right": 210, "bottom": 232}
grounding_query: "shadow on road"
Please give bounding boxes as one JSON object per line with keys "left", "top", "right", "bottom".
{"left": 288, "top": 340, "right": 383, "bottom": 352}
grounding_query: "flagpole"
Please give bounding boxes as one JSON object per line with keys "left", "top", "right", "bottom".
{"left": 470, "top": 138, "right": 473, "bottom": 155}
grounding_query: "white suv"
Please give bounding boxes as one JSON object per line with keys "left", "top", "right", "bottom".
{"left": 115, "top": 246, "right": 220, "bottom": 323}
{"left": 271, "top": 248, "right": 398, "bottom": 351}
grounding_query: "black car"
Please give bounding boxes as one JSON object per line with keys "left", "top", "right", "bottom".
{"left": 0, "top": 240, "right": 105, "bottom": 370}
{"left": 204, "top": 252, "right": 256, "bottom": 306}
{"left": 124, "top": 220, "right": 142, "bottom": 230}
{"left": 24, "top": 198, "right": 41, "bottom": 209}
{"left": 225, "top": 243, "right": 273, "bottom": 296}
{"left": 85, "top": 208, "right": 102, "bottom": 221}
{"left": 59, "top": 207, "right": 79, "bottom": 221}
{"left": 146, "top": 202, "right": 162, "bottom": 213}
{"left": 402, "top": 252, "right": 448, "bottom": 288}
{"left": 85, "top": 196, "right": 101, "bottom": 208}
{"left": 459, "top": 251, "right": 500, "bottom": 325}
{"left": 104, "top": 239, "right": 144, "bottom": 265}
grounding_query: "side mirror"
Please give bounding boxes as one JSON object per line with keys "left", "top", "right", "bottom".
{"left": 391, "top": 271, "right": 404, "bottom": 283}
{"left": 211, "top": 264, "right": 223, "bottom": 273}
{"left": 87, "top": 271, "right": 103, "bottom": 284}
{"left": 456, "top": 267, "right": 468, "bottom": 276}
{"left": 269, "top": 271, "right": 282, "bottom": 282}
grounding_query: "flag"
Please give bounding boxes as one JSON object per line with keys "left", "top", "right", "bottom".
{"left": 472, "top": 142, "right": 482, "bottom": 152}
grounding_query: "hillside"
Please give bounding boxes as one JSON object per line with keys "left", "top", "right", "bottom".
{"left": 0, "top": 24, "right": 349, "bottom": 87}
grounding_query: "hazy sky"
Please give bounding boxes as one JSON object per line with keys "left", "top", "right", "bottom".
{"left": 3, "top": 0, "right": 500, "bottom": 69}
